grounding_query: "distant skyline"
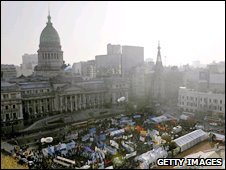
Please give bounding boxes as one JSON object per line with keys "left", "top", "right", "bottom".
{"left": 1, "top": 1, "right": 225, "bottom": 66}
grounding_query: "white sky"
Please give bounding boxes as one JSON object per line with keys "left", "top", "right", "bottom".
{"left": 1, "top": 1, "right": 225, "bottom": 66}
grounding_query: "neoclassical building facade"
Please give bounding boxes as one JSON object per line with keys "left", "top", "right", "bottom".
{"left": 1, "top": 13, "right": 130, "bottom": 134}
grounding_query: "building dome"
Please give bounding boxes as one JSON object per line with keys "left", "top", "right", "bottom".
{"left": 39, "top": 15, "right": 61, "bottom": 46}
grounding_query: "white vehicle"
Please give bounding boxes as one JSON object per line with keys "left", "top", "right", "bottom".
{"left": 117, "top": 97, "right": 126, "bottom": 103}
{"left": 209, "top": 122, "right": 218, "bottom": 126}
{"left": 41, "top": 137, "right": 53, "bottom": 143}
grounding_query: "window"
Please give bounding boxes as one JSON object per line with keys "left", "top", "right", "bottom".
{"left": 220, "top": 100, "right": 222, "bottom": 104}
{"left": 13, "top": 113, "right": 17, "bottom": 119}
{"left": 209, "top": 99, "right": 211, "bottom": 103}
{"left": 3, "top": 94, "right": 8, "bottom": 99}
{"left": 47, "top": 89, "right": 49, "bottom": 92}
{"left": 220, "top": 107, "right": 222, "bottom": 111}
{"left": 5, "top": 106, "right": 8, "bottom": 110}
{"left": 40, "top": 89, "right": 43, "bottom": 93}
{"left": 11, "top": 93, "right": 16, "bottom": 99}
{"left": 6, "top": 114, "right": 9, "bottom": 120}
{"left": 13, "top": 105, "right": 16, "bottom": 109}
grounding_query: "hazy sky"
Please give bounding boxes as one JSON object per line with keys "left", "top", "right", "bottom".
{"left": 1, "top": 1, "right": 225, "bottom": 66}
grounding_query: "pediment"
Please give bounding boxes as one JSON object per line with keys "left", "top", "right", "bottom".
{"left": 63, "top": 85, "right": 83, "bottom": 92}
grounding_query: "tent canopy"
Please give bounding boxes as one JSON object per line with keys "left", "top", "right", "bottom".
{"left": 133, "top": 114, "right": 141, "bottom": 119}
{"left": 174, "top": 129, "right": 208, "bottom": 152}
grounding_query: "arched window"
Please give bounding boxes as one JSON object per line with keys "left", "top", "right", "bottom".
{"left": 48, "top": 53, "right": 50, "bottom": 59}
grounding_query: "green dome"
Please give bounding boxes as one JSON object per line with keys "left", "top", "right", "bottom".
{"left": 39, "top": 15, "right": 61, "bottom": 46}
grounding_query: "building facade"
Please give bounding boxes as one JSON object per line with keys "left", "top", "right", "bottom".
{"left": 178, "top": 87, "right": 225, "bottom": 116}
{"left": 1, "top": 81, "right": 23, "bottom": 134}
{"left": 95, "top": 44, "right": 144, "bottom": 77}
{"left": 19, "top": 53, "right": 38, "bottom": 76}
{"left": 1, "top": 12, "right": 131, "bottom": 134}
{"left": 104, "top": 77, "right": 130, "bottom": 105}
{"left": 1, "top": 64, "right": 17, "bottom": 80}
{"left": 72, "top": 60, "right": 96, "bottom": 79}
{"left": 121, "top": 45, "right": 144, "bottom": 76}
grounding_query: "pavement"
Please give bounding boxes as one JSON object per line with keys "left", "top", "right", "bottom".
{"left": 1, "top": 141, "right": 14, "bottom": 154}
{"left": 20, "top": 107, "right": 125, "bottom": 132}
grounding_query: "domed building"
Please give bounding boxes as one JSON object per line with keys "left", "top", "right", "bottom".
{"left": 34, "top": 12, "right": 64, "bottom": 77}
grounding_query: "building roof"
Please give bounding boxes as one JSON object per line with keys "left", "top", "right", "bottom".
{"left": 174, "top": 129, "right": 208, "bottom": 152}
{"left": 18, "top": 82, "right": 51, "bottom": 89}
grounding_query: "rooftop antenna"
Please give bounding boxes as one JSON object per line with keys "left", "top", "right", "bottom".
{"left": 48, "top": 2, "right": 50, "bottom": 16}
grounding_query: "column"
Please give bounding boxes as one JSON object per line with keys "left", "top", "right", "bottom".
{"left": 60, "top": 96, "right": 63, "bottom": 113}
{"left": 97, "top": 94, "right": 100, "bottom": 108}
{"left": 33, "top": 101, "right": 36, "bottom": 117}
{"left": 70, "top": 96, "right": 73, "bottom": 112}
{"left": 65, "top": 96, "right": 67, "bottom": 112}
{"left": 101, "top": 93, "right": 104, "bottom": 107}
{"left": 51, "top": 98, "right": 54, "bottom": 112}
{"left": 39, "top": 100, "right": 42, "bottom": 115}
{"left": 77, "top": 95, "right": 80, "bottom": 110}
{"left": 83, "top": 94, "right": 86, "bottom": 109}
{"left": 75, "top": 95, "right": 78, "bottom": 111}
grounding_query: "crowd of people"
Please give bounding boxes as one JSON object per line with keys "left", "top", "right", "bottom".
{"left": 11, "top": 112, "right": 181, "bottom": 169}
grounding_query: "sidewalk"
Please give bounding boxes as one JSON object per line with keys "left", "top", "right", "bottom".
{"left": 20, "top": 107, "right": 126, "bottom": 132}
{"left": 1, "top": 141, "right": 14, "bottom": 154}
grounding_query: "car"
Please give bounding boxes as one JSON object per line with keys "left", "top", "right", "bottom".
{"left": 209, "top": 122, "right": 218, "bottom": 126}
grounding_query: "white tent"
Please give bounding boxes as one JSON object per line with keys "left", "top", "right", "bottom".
{"left": 174, "top": 129, "right": 208, "bottom": 152}
{"left": 180, "top": 114, "right": 189, "bottom": 120}
{"left": 212, "top": 133, "right": 225, "bottom": 142}
{"left": 110, "top": 129, "right": 125, "bottom": 136}
{"left": 134, "top": 147, "right": 167, "bottom": 168}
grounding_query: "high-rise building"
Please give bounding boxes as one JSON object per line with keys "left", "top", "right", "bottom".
{"left": 72, "top": 60, "right": 96, "bottom": 79}
{"left": 34, "top": 11, "right": 64, "bottom": 77}
{"left": 95, "top": 44, "right": 122, "bottom": 77}
{"left": 19, "top": 54, "right": 38, "bottom": 76}
{"left": 95, "top": 44, "right": 144, "bottom": 77}
{"left": 121, "top": 45, "right": 144, "bottom": 76}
